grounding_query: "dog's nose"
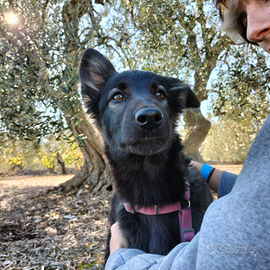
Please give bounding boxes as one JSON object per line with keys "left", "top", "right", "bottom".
{"left": 135, "top": 108, "right": 163, "bottom": 131}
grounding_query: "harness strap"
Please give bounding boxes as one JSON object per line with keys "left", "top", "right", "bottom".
{"left": 179, "top": 207, "right": 194, "bottom": 242}
{"left": 123, "top": 183, "right": 195, "bottom": 242}
{"left": 181, "top": 182, "right": 195, "bottom": 241}
{"left": 124, "top": 202, "right": 181, "bottom": 215}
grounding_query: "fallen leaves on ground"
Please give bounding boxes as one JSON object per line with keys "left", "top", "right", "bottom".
{"left": 0, "top": 180, "right": 110, "bottom": 270}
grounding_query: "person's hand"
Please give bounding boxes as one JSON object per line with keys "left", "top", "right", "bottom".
{"left": 110, "top": 221, "right": 129, "bottom": 254}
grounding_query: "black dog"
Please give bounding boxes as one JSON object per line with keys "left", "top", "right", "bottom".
{"left": 79, "top": 49, "right": 213, "bottom": 262}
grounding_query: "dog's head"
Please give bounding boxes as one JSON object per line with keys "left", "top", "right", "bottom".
{"left": 80, "top": 48, "right": 200, "bottom": 156}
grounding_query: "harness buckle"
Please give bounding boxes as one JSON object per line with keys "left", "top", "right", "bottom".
{"left": 181, "top": 228, "right": 195, "bottom": 242}
{"left": 155, "top": 205, "right": 159, "bottom": 215}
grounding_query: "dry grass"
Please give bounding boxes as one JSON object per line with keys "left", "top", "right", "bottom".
{"left": 0, "top": 165, "right": 242, "bottom": 269}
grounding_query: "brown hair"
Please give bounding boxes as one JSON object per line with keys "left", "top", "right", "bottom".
{"left": 214, "top": 0, "right": 258, "bottom": 45}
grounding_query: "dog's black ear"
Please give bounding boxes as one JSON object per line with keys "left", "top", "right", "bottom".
{"left": 169, "top": 81, "right": 200, "bottom": 109}
{"left": 185, "top": 86, "right": 200, "bottom": 108}
{"left": 79, "top": 48, "right": 116, "bottom": 101}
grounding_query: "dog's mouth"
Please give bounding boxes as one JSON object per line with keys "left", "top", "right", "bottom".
{"left": 122, "top": 137, "right": 169, "bottom": 156}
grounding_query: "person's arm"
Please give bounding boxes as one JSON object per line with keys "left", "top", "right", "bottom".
{"left": 107, "top": 222, "right": 159, "bottom": 270}
{"left": 190, "top": 160, "right": 238, "bottom": 197}
{"left": 110, "top": 222, "right": 129, "bottom": 254}
{"left": 191, "top": 160, "right": 222, "bottom": 192}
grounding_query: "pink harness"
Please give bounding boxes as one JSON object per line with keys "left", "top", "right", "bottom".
{"left": 123, "top": 183, "right": 195, "bottom": 242}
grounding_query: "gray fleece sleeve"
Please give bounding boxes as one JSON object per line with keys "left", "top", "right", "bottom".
{"left": 218, "top": 171, "right": 238, "bottom": 198}
{"left": 105, "top": 240, "right": 192, "bottom": 270}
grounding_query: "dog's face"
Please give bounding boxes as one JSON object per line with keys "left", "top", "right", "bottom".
{"left": 80, "top": 49, "right": 200, "bottom": 156}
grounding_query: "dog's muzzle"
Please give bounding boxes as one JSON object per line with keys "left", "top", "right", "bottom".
{"left": 135, "top": 107, "right": 163, "bottom": 131}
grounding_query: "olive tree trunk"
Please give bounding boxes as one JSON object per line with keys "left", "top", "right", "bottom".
{"left": 42, "top": 106, "right": 113, "bottom": 196}
{"left": 182, "top": 108, "right": 211, "bottom": 162}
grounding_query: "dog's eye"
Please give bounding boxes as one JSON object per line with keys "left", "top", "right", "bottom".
{"left": 156, "top": 91, "right": 164, "bottom": 99}
{"left": 112, "top": 93, "right": 124, "bottom": 101}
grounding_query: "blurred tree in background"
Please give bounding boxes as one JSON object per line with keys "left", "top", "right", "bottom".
{"left": 0, "top": 133, "right": 83, "bottom": 174}
{"left": 212, "top": 46, "right": 270, "bottom": 123}
{"left": 35, "top": 134, "right": 84, "bottom": 174}
{"left": 201, "top": 46, "right": 270, "bottom": 162}
{"left": 0, "top": 0, "right": 269, "bottom": 194}
{"left": 200, "top": 116, "right": 259, "bottom": 163}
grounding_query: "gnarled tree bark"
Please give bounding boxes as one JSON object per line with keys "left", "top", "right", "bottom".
{"left": 42, "top": 106, "right": 113, "bottom": 196}
{"left": 182, "top": 108, "right": 211, "bottom": 162}
{"left": 40, "top": 0, "right": 114, "bottom": 196}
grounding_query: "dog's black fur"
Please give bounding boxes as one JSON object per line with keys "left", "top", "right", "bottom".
{"left": 79, "top": 49, "right": 213, "bottom": 262}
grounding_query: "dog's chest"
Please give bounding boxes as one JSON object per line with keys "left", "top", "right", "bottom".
{"left": 119, "top": 208, "right": 181, "bottom": 255}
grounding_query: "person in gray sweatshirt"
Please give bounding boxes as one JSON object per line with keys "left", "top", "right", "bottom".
{"left": 105, "top": 0, "right": 270, "bottom": 269}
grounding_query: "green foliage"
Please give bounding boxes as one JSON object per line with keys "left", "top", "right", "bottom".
{"left": 0, "top": 0, "right": 229, "bottom": 142}
{"left": 212, "top": 46, "right": 270, "bottom": 123}
{"left": 0, "top": 0, "right": 88, "bottom": 142}
{"left": 104, "top": 0, "right": 231, "bottom": 101}
{"left": 0, "top": 0, "right": 269, "bottom": 163}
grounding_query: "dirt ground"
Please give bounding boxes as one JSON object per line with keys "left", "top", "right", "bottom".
{"left": 0, "top": 165, "right": 242, "bottom": 269}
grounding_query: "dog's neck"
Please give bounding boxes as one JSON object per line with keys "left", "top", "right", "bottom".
{"left": 105, "top": 134, "right": 189, "bottom": 207}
